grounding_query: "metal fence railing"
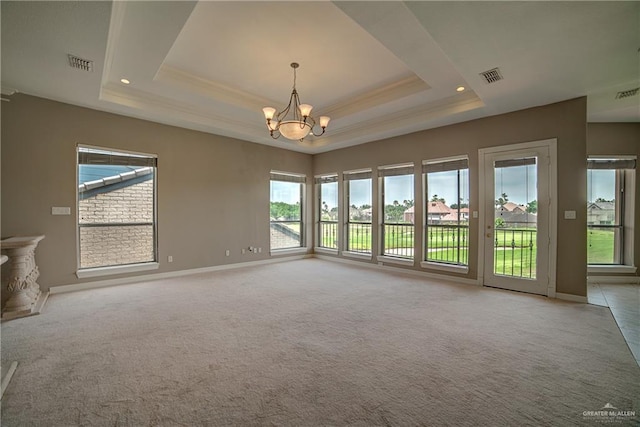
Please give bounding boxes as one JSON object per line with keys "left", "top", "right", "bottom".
{"left": 347, "top": 222, "right": 372, "bottom": 253}
{"left": 318, "top": 221, "right": 338, "bottom": 249}
{"left": 382, "top": 223, "right": 414, "bottom": 258}
{"left": 493, "top": 227, "right": 537, "bottom": 278}
{"left": 425, "top": 224, "right": 468, "bottom": 266}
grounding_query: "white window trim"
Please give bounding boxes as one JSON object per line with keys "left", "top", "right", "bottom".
{"left": 314, "top": 247, "right": 338, "bottom": 255}
{"left": 342, "top": 251, "right": 372, "bottom": 260}
{"left": 269, "top": 171, "right": 306, "bottom": 251}
{"left": 587, "top": 265, "right": 637, "bottom": 274}
{"left": 76, "top": 144, "right": 158, "bottom": 272}
{"left": 422, "top": 155, "right": 470, "bottom": 268}
{"left": 377, "top": 255, "right": 414, "bottom": 266}
{"left": 587, "top": 155, "right": 636, "bottom": 268}
{"left": 420, "top": 261, "right": 470, "bottom": 274}
{"left": 270, "top": 247, "right": 308, "bottom": 256}
{"left": 77, "top": 262, "right": 159, "bottom": 278}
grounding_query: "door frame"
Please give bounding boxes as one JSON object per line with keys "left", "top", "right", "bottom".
{"left": 477, "top": 139, "right": 558, "bottom": 297}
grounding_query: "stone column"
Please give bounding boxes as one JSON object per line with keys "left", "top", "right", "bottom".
{"left": 1, "top": 235, "right": 46, "bottom": 319}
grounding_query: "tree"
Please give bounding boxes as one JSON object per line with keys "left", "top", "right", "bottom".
{"left": 495, "top": 193, "right": 509, "bottom": 208}
{"left": 450, "top": 203, "right": 469, "bottom": 209}
{"left": 595, "top": 197, "right": 613, "bottom": 203}
{"left": 431, "top": 194, "right": 445, "bottom": 203}
{"left": 526, "top": 200, "right": 537, "bottom": 214}
{"left": 495, "top": 217, "right": 505, "bottom": 228}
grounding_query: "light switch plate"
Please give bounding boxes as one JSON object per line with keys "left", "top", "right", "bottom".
{"left": 564, "top": 210, "right": 576, "bottom": 220}
{"left": 52, "top": 206, "right": 71, "bottom": 215}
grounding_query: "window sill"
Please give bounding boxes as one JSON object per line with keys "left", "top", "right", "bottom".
{"left": 377, "top": 255, "right": 414, "bottom": 266}
{"left": 342, "top": 251, "right": 372, "bottom": 260}
{"left": 77, "top": 262, "right": 159, "bottom": 279}
{"left": 270, "top": 247, "right": 308, "bottom": 256}
{"left": 420, "top": 261, "right": 469, "bottom": 274}
{"left": 314, "top": 247, "right": 338, "bottom": 255}
{"left": 588, "top": 265, "right": 637, "bottom": 274}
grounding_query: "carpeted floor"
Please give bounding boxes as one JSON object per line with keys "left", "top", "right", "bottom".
{"left": 1, "top": 259, "right": 638, "bottom": 426}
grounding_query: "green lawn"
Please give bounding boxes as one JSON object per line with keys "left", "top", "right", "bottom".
{"left": 587, "top": 228, "right": 615, "bottom": 264}
{"left": 318, "top": 223, "right": 616, "bottom": 274}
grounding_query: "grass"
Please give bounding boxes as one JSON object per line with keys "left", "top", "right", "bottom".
{"left": 318, "top": 222, "right": 616, "bottom": 274}
{"left": 587, "top": 228, "right": 615, "bottom": 264}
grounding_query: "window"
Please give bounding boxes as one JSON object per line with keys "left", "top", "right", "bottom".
{"left": 77, "top": 146, "right": 157, "bottom": 271}
{"left": 379, "top": 164, "right": 414, "bottom": 259}
{"left": 423, "top": 158, "right": 469, "bottom": 266}
{"left": 270, "top": 172, "right": 305, "bottom": 250}
{"left": 344, "top": 170, "right": 372, "bottom": 254}
{"left": 587, "top": 157, "right": 636, "bottom": 265}
{"left": 316, "top": 175, "right": 338, "bottom": 249}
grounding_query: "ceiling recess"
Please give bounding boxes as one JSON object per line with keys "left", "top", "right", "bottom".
{"left": 68, "top": 54, "right": 94, "bottom": 72}
{"left": 615, "top": 88, "right": 639, "bottom": 99}
{"left": 479, "top": 67, "right": 503, "bottom": 84}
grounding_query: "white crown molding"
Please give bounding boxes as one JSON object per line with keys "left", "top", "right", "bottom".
{"left": 101, "top": 0, "right": 127, "bottom": 88}
{"left": 155, "top": 64, "right": 277, "bottom": 112}
{"left": 321, "top": 74, "right": 430, "bottom": 119}
{"left": 314, "top": 91, "right": 484, "bottom": 148}
{"left": 100, "top": 81, "right": 265, "bottom": 136}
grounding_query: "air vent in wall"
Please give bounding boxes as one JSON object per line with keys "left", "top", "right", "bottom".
{"left": 615, "top": 88, "right": 639, "bottom": 99}
{"left": 68, "top": 54, "right": 94, "bottom": 72}
{"left": 479, "top": 67, "right": 503, "bottom": 84}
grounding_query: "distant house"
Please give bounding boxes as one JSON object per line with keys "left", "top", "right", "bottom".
{"left": 441, "top": 207, "right": 470, "bottom": 223}
{"left": 587, "top": 201, "right": 615, "bottom": 225}
{"left": 404, "top": 201, "right": 453, "bottom": 224}
{"left": 501, "top": 202, "right": 527, "bottom": 213}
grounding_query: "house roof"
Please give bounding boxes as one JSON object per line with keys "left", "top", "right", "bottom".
{"left": 1, "top": 1, "right": 637, "bottom": 154}
{"left": 426, "top": 201, "right": 450, "bottom": 214}
{"left": 78, "top": 166, "right": 153, "bottom": 199}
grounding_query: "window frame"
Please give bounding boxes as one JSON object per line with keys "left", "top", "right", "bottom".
{"left": 421, "top": 156, "right": 470, "bottom": 272}
{"left": 269, "top": 171, "right": 306, "bottom": 252}
{"left": 315, "top": 174, "right": 339, "bottom": 252}
{"left": 587, "top": 156, "right": 636, "bottom": 272}
{"left": 76, "top": 144, "right": 159, "bottom": 278}
{"left": 377, "top": 163, "right": 415, "bottom": 263}
{"left": 343, "top": 169, "right": 373, "bottom": 258}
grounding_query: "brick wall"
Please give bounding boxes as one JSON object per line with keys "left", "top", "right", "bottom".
{"left": 79, "top": 180, "right": 154, "bottom": 268}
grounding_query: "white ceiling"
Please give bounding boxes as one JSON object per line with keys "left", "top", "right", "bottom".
{"left": 2, "top": 1, "right": 638, "bottom": 154}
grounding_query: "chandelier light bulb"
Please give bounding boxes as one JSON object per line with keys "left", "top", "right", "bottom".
{"left": 319, "top": 116, "right": 330, "bottom": 128}
{"left": 262, "top": 107, "right": 276, "bottom": 120}
{"left": 298, "top": 104, "right": 313, "bottom": 117}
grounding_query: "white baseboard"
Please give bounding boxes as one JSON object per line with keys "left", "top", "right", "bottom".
{"left": 49, "top": 255, "right": 310, "bottom": 295}
{"left": 587, "top": 276, "right": 640, "bottom": 285}
{"left": 555, "top": 292, "right": 588, "bottom": 303}
{"left": 314, "top": 254, "right": 480, "bottom": 287}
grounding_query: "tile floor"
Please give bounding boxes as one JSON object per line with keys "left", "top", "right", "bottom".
{"left": 588, "top": 282, "right": 640, "bottom": 366}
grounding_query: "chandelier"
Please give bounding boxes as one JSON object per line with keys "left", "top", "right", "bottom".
{"left": 262, "top": 62, "right": 330, "bottom": 142}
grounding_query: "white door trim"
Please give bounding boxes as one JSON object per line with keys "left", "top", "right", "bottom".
{"left": 477, "top": 139, "right": 557, "bottom": 297}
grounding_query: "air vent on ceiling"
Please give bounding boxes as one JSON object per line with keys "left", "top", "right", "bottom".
{"left": 615, "top": 88, "right": 639, "bottom": 99}
{"left": 68, "top": 54, "right": 94, "bottom": 72}
{"left": 479, "top": 67, "right": 503, "bottom": 84}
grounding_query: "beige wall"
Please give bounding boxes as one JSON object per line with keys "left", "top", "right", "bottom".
{"left": 1, "top": 94, "right": 312, "bottom": 290}
{"left": 1, "top": 94, "right": 595, "bottom": 298}
{"left": 313, "top": 97, "right": 588, "bottom": 297}
{"left": 587, "top": 123, "right": 640, "bottom": 273}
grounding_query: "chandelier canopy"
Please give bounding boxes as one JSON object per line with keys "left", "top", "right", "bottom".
{"left": 262, "top": 63, "right": 330, "bottom": 142}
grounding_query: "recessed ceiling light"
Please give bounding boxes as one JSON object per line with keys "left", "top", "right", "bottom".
{"left": 120, "top": 78, "right": 130, "bottom": 85}
{"left": 456, "top": 86, "right": 465, "bottom": 92}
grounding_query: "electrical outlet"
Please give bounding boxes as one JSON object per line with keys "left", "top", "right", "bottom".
{"left": 241, "top": 248, "right": 246, "bottom": 254}
{"left": 258, "top": 247, "right": 262, "bottom": 253}
{"left": 225, "top": 250, "right": 230, "bottom": 256}
{"left": 168, "top": 255, "right": 173, "bottom": 262}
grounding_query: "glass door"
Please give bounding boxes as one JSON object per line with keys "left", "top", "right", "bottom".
{"left": 482, "top": 146, "right": 551, "bottom": 295}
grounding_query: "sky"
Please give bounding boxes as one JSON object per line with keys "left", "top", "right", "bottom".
{"left": 273, "top": 165, "right": 617, "bottom": 208}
